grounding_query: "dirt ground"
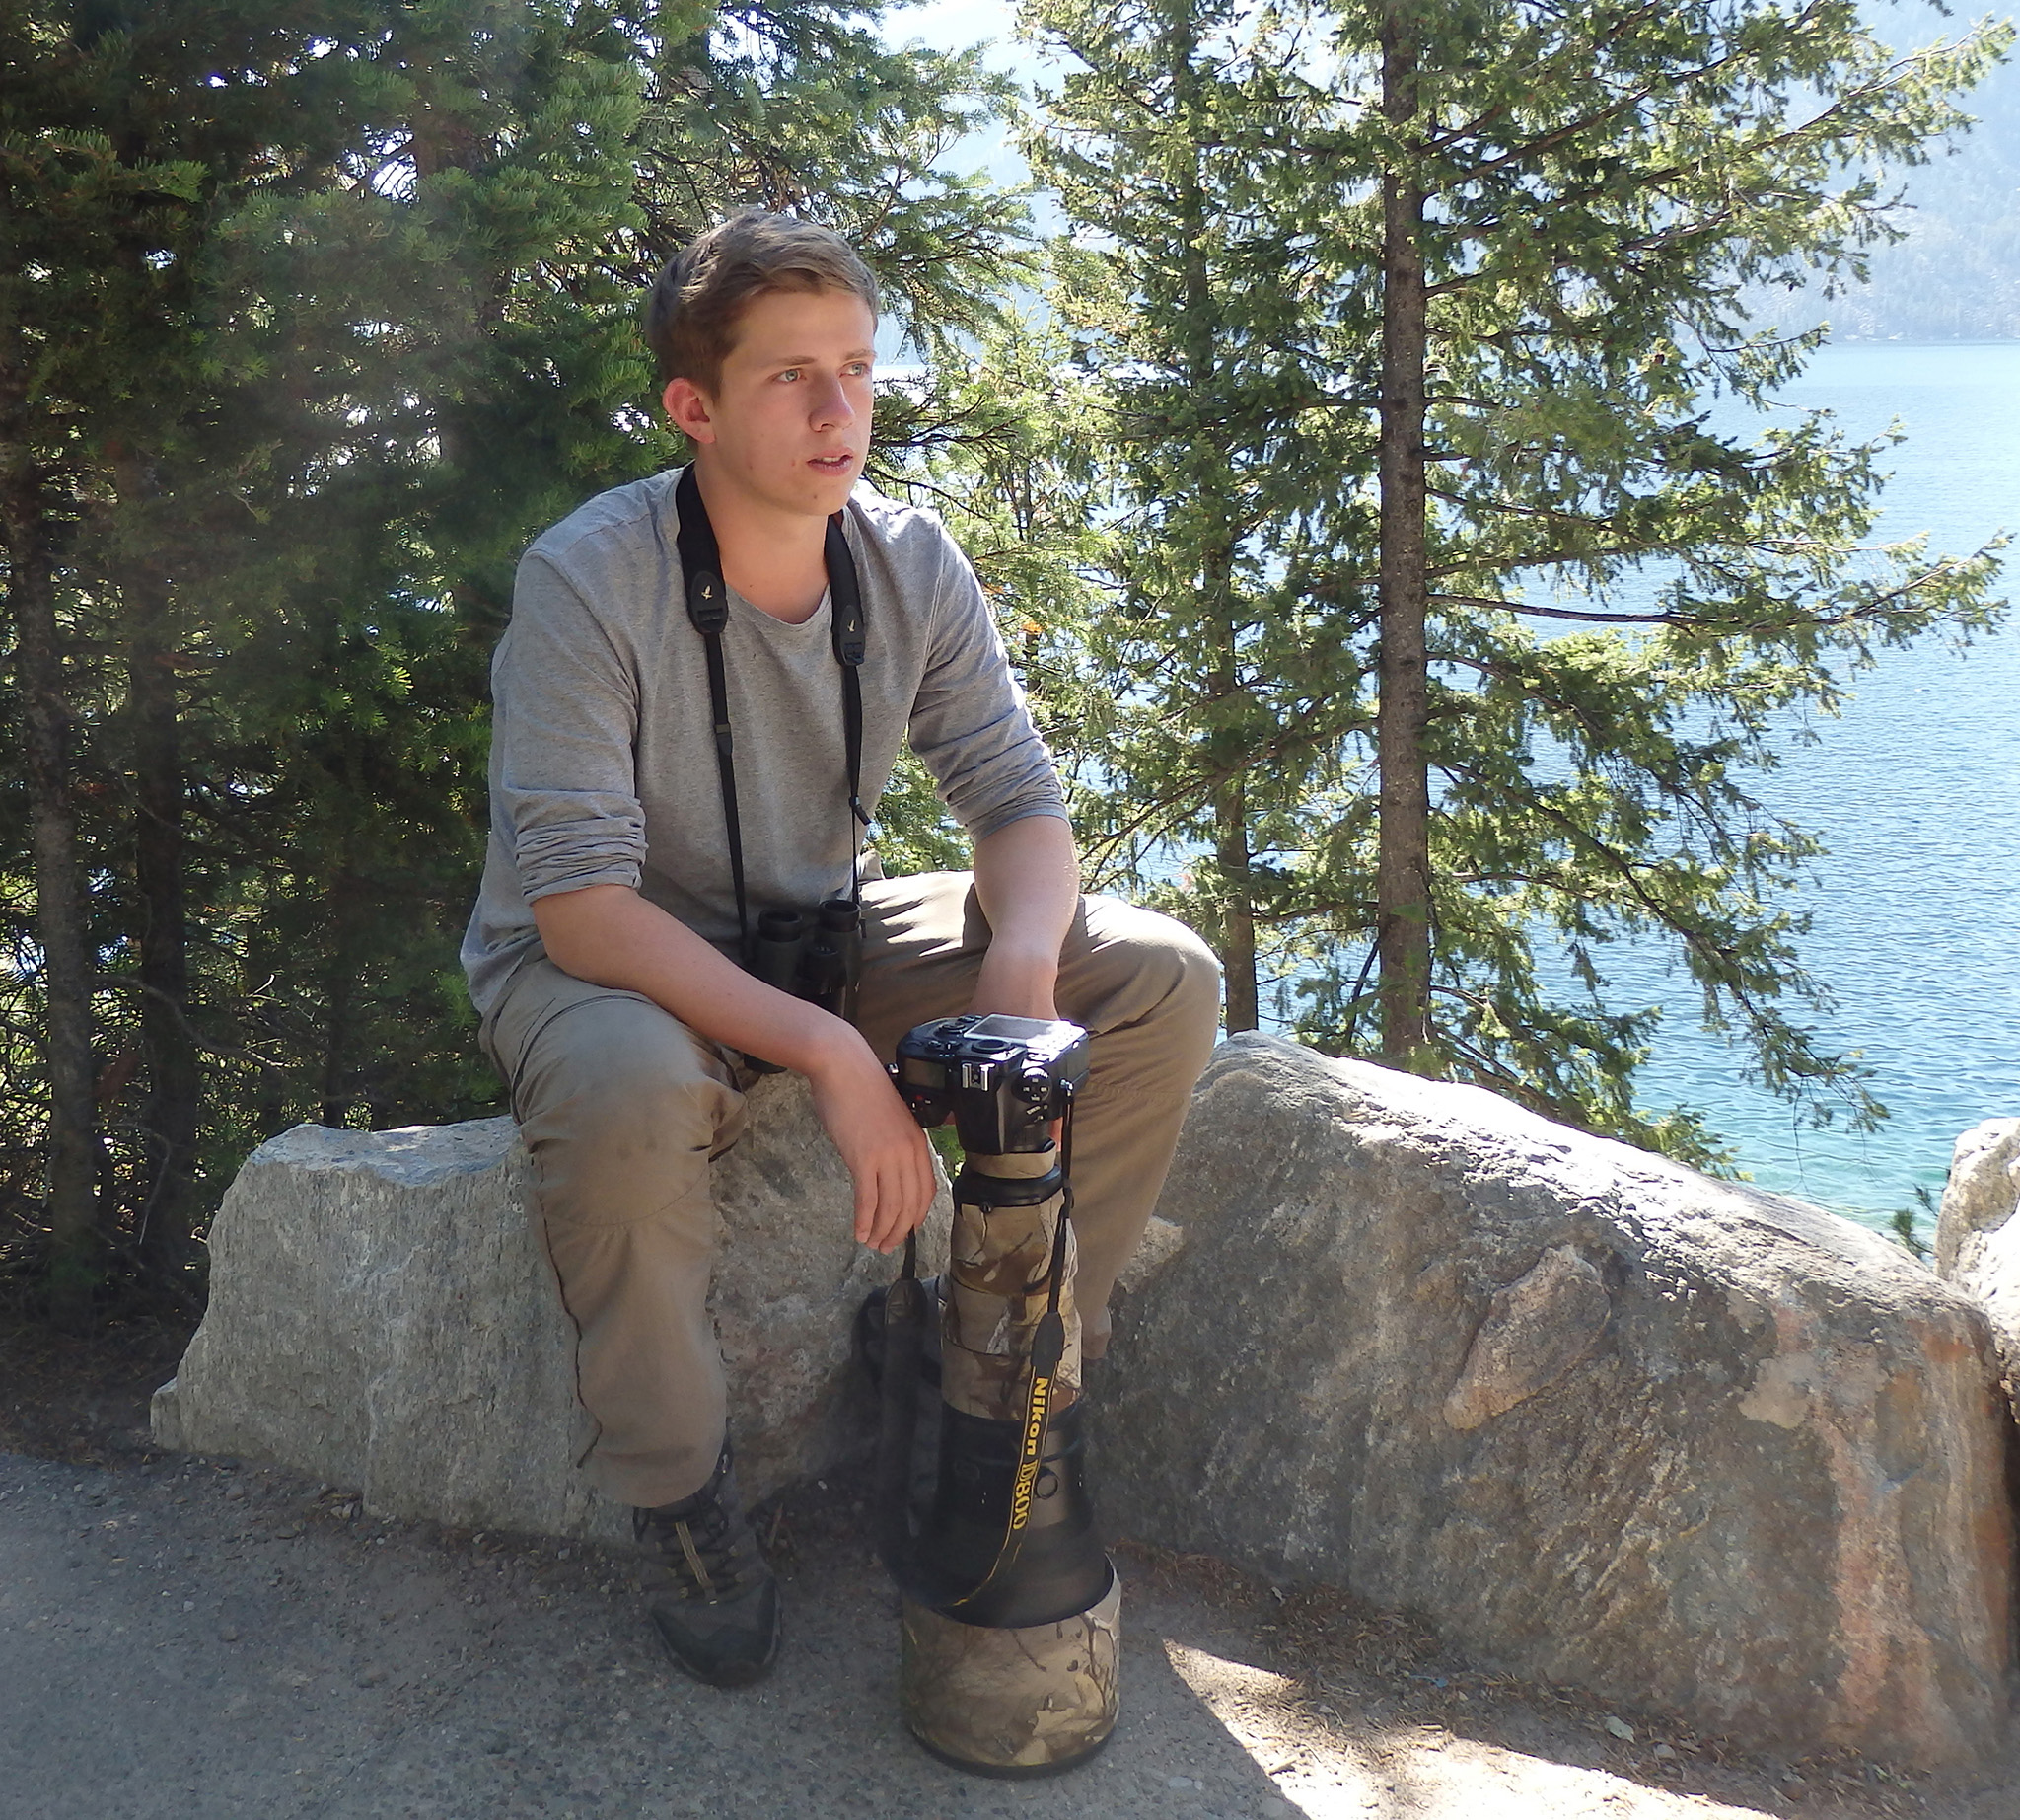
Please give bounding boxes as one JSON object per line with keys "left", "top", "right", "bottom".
{"left": 3, "top": 1312, "right": 2017, "bottom": 1820}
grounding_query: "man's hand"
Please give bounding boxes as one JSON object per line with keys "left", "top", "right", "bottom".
{"left": 534, "top": 884, "right": 934, "bottom": 1250}
{"left": 801, "top": 1024, "right": 938, "bottom": 1253}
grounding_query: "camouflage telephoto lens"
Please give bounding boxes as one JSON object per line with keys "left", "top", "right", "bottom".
{"left": 883, "top": 1015, "right": 1119, "bottom": 1778}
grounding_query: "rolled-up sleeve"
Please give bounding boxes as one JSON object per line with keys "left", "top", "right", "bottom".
{"left": 907, "top": 540, "right": 1070, "bottom": 841}
{"left": 490, "top": 550, "right": 646, "bottom": 903}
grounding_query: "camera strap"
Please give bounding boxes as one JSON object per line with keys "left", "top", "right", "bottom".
{"left": 674, "top": 466, "right": 868, "bottom": 963}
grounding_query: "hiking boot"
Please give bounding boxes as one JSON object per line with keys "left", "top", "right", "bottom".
{"left": 633, "top": 1442, "right": 780, "bottom": 1688}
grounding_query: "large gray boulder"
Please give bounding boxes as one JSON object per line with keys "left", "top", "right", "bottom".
{"left": 153, "top": 1075, "right": 949, "bottom": 1543}
{"left": 1098, "top": 1035, "right": 2015, "bottom": 1768}
{"left": 1936, "top": 1118, "right": 2020, "bottom": 1396}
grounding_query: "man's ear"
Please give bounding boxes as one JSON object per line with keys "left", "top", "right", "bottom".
{"left": 663, "top": 377, "right": 716, "bottom": 445}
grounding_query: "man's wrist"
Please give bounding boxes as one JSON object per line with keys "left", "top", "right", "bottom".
{"left": 983, "top": 931, "right": 1061, "bottom": 966}
{"left": 783, "top": 1007, "right": 877, "bottom": 1082}
{"left": 970, "top": 942, "right": 1062, "bottom": 1021}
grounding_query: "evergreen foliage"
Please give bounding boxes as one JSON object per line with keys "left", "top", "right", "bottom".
{"left": 1018, "top": 0, "right": 1379, "bottom": 1039}
{"left": 0, "top": 0, "right": 1029, "bottom": 1318}
{"left": 867, "top": 312, "right": 1112, "bottom": 875}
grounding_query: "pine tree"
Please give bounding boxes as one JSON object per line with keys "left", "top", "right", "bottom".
{"left": 865, "top": 311, "right": 1114, "bottom": 873}
{"left": 1023, "top": 0, "right": 1381, "bottom": 1034}
{"left": 1026, "top": 0, "right": 2011, "bottom": 1155}
{"left": 1, "top": 0, "right": 391, "bottom": 1312}
{"left": 1342, "top": 0, "right": 2010, "bottom": 1140}
{"left": 190, "top": 0, "right": 668, "bottom": 1166}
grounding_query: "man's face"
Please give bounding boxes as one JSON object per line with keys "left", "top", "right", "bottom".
{"left": 664, "top": 285, "right": 876, "bottom": 522}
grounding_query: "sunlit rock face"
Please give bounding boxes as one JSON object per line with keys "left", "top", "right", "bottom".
{"left": 1937, "top": 1117, "right": 2020, "bottom": 1402}
{"left": 1099, "top": 1035, "right": 2014, "bottom": 1770}
{"left": 152, "top": 1075, "right": 951, "bottom": 1544}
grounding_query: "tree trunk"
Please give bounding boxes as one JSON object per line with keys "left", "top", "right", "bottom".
{"left": 320, "top": 870, "right": 358, "bottom": 1128}
{"left": 1375, "top": 0, "right": 1435, "bottom": 1068}
{"left": 1215, "top": 774, "right": 1260, "bottom": 1032}
{"left": 125, "top": 549, "right": 200, "bottom": 1273}
{"left": 1173, "top": 4, "right": 1257, "bottom": 1031}
{"left": 1, "top": 379, "right": 104, "bottom": 1319}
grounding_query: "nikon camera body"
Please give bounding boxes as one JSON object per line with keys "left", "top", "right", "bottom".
{"left": 894, "top": 1013, "right": 1088, "bottom": 1154}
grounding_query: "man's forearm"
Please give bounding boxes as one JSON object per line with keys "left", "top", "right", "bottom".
{"left": 533, "top": 882, "right": 935, "bottom": 1252}
{"left": 970, "top": 814, "right": 1081, "bottom": 1020}
{"left": 532, "top": 884, "right": 854, "bottom": 1074}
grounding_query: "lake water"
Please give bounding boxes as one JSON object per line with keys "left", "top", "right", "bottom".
{"left": 1540, "top": 342, "right": 2020, "bottom": 1238}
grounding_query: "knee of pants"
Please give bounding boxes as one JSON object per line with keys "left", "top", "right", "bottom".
{"left": 1095, "top": 901, "right": 1224, "bottom": 1032}
{"left": 524, "top": 1058, "right": 736, "bottom": 1233}
{"left": 1155, "top": 914, "right": 1225, "bottom": 1027}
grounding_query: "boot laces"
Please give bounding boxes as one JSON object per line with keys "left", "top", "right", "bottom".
{"left": 638, "top": 1479, "right": 761, "bottom": 1605}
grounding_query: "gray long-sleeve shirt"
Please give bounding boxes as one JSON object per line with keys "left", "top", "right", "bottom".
{"left": 461, "top": 467, "right": 1069, "bottom": 1020}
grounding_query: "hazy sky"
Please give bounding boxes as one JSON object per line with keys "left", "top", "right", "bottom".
{"left": 883, "top": 0, "right": 1038, "bottom": 78}
{"left": 879, "top": 0, "right": 1046, "bottom": 192}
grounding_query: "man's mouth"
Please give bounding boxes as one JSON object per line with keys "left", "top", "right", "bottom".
{"left": 810, "top": 453, "right": 856, "bottom": 473}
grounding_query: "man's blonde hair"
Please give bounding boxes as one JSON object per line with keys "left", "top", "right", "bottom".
{"left": 647, "top": 211, "right": 881, "bottom": 395}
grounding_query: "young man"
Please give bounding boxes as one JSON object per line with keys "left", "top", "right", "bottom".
{"left": 462, "top": 211, "right": 1220, "bottom": 1688}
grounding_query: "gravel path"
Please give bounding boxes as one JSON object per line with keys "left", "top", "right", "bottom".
{"left": 2, "top": 1444, "right": 2014, "bottom": 1820}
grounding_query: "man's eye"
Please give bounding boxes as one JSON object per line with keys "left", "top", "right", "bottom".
{"left": 778, "top": 368, "right": 801, "bottom": 382}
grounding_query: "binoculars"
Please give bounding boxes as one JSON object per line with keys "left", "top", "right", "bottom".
{"left": 739, "top": 897, "right": 862, "bottom": 1073}
{"left": 749, "top": 897, "right": 862, "bottom": 1020}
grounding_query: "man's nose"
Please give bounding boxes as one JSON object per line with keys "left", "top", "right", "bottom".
{"left": 809, "top": 372, "right": 856, "bottom": 430}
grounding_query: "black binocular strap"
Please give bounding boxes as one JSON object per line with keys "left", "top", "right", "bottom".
{"left": 674, "top": 467, "right": 867, "bottom": 960}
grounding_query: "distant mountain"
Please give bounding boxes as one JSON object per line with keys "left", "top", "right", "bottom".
{"left": 1746, "top": 7, "right": 2020, "bottom": 341}
{"left": 892, "top": 1, "right": 2020, "bottom": 342}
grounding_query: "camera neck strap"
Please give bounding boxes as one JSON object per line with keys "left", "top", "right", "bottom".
{"left": 674, "top": 466, "right": 868, "bottom": 962}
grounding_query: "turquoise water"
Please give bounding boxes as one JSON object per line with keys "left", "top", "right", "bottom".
{"left": 1550, "top": 343, "right": 2020, "bottom": 1235}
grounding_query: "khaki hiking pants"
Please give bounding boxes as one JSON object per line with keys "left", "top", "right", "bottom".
{"left": 479, "top": 870, "right": 1222, "bottom": 1509}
